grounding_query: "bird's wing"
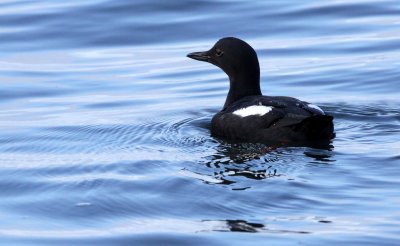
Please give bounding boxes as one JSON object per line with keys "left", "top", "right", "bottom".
{"left": 224, "top": 96, "right": 324, "bottom": 129}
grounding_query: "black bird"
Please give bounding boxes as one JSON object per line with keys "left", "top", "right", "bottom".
{"left": 187, "top": 37, "right": 335, "bottom": 145}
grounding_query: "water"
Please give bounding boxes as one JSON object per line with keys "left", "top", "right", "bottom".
{"left": 1, "top": 0, "right": 400, "bottom": 245}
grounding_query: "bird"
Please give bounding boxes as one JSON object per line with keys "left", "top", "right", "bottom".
{"left": 187, "top": 37, "right": 335, "bottom": 145}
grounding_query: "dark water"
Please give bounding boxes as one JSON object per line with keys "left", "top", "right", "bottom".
{"left": 1, "top": 0, "right": 400, "bottom": 245}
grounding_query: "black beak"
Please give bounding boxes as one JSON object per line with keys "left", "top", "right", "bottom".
{"left": 187, "top": 51, "right": 211, "bottom": 62}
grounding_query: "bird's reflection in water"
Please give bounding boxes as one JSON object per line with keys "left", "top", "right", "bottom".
{"left": 202, "top": 142, "right": 279, "bottom": 185}
{"left": 200, "top": 140, "right": 334, "bottom": 186}
{"left": 201, "top": 219, "right": 311, "bottom": 234}
{"left": 223, "top": 220, "right": 264, "bottom": 233}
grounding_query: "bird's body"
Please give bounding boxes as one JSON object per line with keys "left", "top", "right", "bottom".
{"left": 187, "top": 37, "right": 335, "bottom": 145}
{"left": 212, "top": 95, "right": 334, "bottom": 144}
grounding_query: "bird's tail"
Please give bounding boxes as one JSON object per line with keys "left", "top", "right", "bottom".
{"left": 293, "top": 115, "right": 335, "bottom": 140}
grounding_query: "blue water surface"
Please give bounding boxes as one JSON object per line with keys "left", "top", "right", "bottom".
{"left": 1, "top": 0, "right": 400, "bottom": 245}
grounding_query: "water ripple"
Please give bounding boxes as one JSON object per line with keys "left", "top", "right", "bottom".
{"left": 1, "top": 0, "right": 400, "bottom": 244}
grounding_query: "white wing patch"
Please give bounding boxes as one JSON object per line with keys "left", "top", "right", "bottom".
{"left": 307, "top": 104, "right": 324, "bottom": 114}
{"left": 233, "top": 105, "right": 273, "bottom": 117}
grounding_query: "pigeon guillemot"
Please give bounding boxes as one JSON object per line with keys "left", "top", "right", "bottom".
{"left": 187, "top": 37, "right": 335, "bottom": 145}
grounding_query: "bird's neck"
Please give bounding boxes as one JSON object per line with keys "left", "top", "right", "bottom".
{"left": 223, "top": 73, "right": 261, "bottom": 109}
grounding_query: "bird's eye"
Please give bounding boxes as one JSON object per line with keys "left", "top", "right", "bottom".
{"left": 216, "top": 49, "right": 224, "bottom": 57}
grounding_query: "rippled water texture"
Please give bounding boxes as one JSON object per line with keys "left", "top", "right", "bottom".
{"left": 1, "top": 0, "right": 400, "bottom": 245}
